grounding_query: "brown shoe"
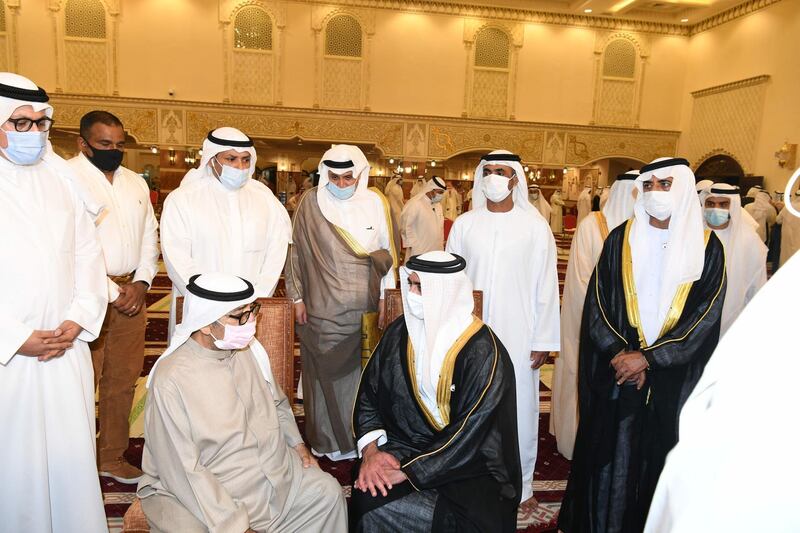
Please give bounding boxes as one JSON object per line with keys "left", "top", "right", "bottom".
{"left": 99, "top": 458, "right": 144, "bottom": 484}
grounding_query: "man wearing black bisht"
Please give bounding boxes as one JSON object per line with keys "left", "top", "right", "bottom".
{"left": 558, "top": 158, "right": 726, "bottom": 533}
{"left": 350, "top": 251, "right": 521, "bottom": 532}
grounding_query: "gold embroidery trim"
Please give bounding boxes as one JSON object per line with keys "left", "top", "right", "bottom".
{"left": 435, "top": 317, "right": 484, "bottom": 426}
{"left": 369, "top": 186, "right": 399, "bottom": 269}
{"left": 621, "top": 221, "right": 712, "bottom": 348}
{"left": 595, "top": 211, "right": 609, "bottom": 241}
{"left": 403, "top": 328, "right": 499, "bottom": 469}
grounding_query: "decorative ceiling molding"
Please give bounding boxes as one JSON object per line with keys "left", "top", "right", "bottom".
{"left": 293, "top": 0, "right": 783, "bottom": 38}
{"left": 689, "top": 0, "right": 783, "bottom": 35}
{"left": 690, "top": 74, "right": 770, "bottom": 98}
{"left": 47, "top": 93, "right": 679, "bottom": 165}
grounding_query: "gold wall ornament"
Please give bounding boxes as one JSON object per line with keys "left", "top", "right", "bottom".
{"left": 774, "top": 142, "right": 797, "bottom": 169}
{"left": 47, "top": 93, "right": 678, "bottom": 164}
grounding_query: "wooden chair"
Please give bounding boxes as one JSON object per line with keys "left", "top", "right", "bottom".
{"left": 383, "top": 288, "right": 483, "bottom": 324}
{"left": 121, "top": 297, "right": 295, "bottom": 532}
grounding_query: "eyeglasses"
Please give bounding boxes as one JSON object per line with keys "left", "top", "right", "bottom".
{"left": 5, "top": 117, "right": 54, "bottom": 132}
{"left": 227, "top": 303, "right": 261, "bottom": 325}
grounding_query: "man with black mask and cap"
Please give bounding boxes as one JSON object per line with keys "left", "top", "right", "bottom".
{"left": 68, "top": 110, "right": 159, "bottom": 484}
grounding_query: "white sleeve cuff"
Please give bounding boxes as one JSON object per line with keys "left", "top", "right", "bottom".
{"left": 357, "top": 429, "right": 388, "bottom": 457}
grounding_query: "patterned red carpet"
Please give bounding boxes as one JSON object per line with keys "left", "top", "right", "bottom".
{"left": 102, "top": 231, "right": 575, "bottom": 532}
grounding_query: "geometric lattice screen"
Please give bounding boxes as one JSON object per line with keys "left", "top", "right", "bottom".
{"left": 596, "top": 39, "right": 638, "bottom": 127}
{"left": 471, "top": 27, "right": 510, "bottom": 118}
{"left": 64, "top": 0, "right": 108, "bottom": 94}
{"left": 323, "top": 15, "right": 363, "bottom": 109}
{"left": 232, "top": 6, "right": 274, "bottom": 104}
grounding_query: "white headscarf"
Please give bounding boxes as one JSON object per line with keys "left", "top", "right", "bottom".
{"left": 528, "top": 184, "right": 551, "bottom": 216}
{"left": 695, "top": 179, "right": 713, "bottom": 195}
{"left": 699, "top": 184, "right": 763, "bottom": 309}
{"left": 315, "top": 144, "right": 372, "bottom": 227}
{"left": 180, "top": 127, "right": 257, "bottom": 187}
{"left": 471, "top": 149, "right": 539, "bottom": 216}
{"left": 413, "top": 176, "right": 445, "bottom": 199}
{"left": 603, "top": 171, "right": 639, "bottom": 230}
{"left": 631, "top": 157, "right": 706, "bottom": 335}
{"left": 782, "top": 166, "right": 800, "bottom": 218}
{"left": 401, "top": 251, "right": 475, "bottom": 426}
{"left": 147, "top": 273, "right": 274, "bottom": 387}
{"left": 0, "top": 73, "right": 103, "bottom": 215}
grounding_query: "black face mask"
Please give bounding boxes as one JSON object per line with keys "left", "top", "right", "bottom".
{"left": 83, "top": 137, "right": 124, "bottom": 172}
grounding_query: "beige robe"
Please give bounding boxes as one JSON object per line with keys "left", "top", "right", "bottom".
{"left": 138, "top": 338, "right": 346, "bottom": 533}
{"left": 286, "top": 187, "right": 397, "bottom": 455}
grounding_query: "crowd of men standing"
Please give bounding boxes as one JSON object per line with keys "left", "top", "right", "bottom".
{"left": 2, "top": 70, "right": 798, "bottom": 533}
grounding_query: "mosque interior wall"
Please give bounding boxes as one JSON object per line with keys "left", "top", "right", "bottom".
{"left": 8, "top": 0, "right": 797, "bottom": 189}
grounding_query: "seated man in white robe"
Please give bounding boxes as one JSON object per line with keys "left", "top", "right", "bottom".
{"left": 700, "top": 184, "right": 766, "bottom": 335}
{"left": 138, "top": 273, "right": 346, "bottom": 533}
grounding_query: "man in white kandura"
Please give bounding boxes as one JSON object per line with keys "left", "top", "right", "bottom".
{"left": 700, "top": 183, "right": 766, "bottom": 335}
{"left": 138, "top": 273, "right": 346, "bottom": 533}
{"left": 447, "top": 149, "right": 560, "bottom": 506}
{"left": 442, "top": 180, "right": 463, "bottom": 221}
{"left": 384, "top": 174, "right": 405, "bottom": 223}
{"left": 550, "top": 170, "right": 638, "bottom": 459}
{"left": 599, "top": 185, "right": 610, "bottom": 208}
{"left": 400, "top": 176, "right": 445, "bottom": 260}
{"left": 576, "top": 184, "right": 592, "bottom": 226}
{"left": 0, "top": 72, "right": 108, "bottom": 532}
{"left": 744, "top": 189, "right": 777, "bottom": 244}
{"left": 160, "top": 127, "right": 291, "bottom": 337}
{"left": 549, "top": 189, "right": 565, "bottom": 234}
{"left": 68, "top": 110, "right": 159, "bottom": 483}
{"left": 528, "top": 183, "right": 552, "bottom": 224}
{"left": 645, "top": 238, "right": 800, "bottom": 533}
{"left": 777, "top": 187, "right": 800, "bottom": 267}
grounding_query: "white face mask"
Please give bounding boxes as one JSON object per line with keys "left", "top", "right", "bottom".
{"left": 483, "top": 174, "right": 513, "bottom": 203}
{"left": 643, "top": 190, "right": 673, "bottom": 221}
{"left": 405, "top": 291, "right": 424, "bottom": 319}
{"left": 430, "top": 192, "right": 444, "bottom": 204}
{"left": 212, "top": 159, "right": 250, "bottom": 190}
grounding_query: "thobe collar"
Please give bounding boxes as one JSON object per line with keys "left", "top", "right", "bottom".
{"left": 185, "top": 336, "right": 238, "bottom": 361}
{"left": 76, "top": 152, "right": 123, "bottom": 184}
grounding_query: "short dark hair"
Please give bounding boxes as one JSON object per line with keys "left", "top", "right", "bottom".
{"left": 79, "top": 110, "right": 124, "bottom": 139}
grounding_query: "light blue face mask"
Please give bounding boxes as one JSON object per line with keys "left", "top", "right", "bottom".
{"left": 212, "top": 159, "right": 250, "bottom": 190}
{"left": 704, "top": 207, "right": 730, "bottom": 227}
{"left": 2, "top": 130, "right": 47, "bottom": 166}
{"left": 327, "top": 181, "right": 356, "bottom": 200}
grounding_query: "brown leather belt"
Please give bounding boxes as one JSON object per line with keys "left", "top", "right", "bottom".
{"left": 109, "top": 272, "right": 134, "bottom": 285}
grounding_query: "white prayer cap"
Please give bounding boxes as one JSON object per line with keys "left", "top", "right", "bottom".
{"left": 0, "top": 72, "right": 53, "bottom": 123}
{"left": 147, "top": 273, "right": 256, "bottom": 387}
{"left": 696, "top": 179, "right": 713, "bottom": 194}
{"left": 631, "top": 157, "right": 706, "bottom": 336}
{"left": 181, "top": 127, "right": 257, "bottom": 187}
{"left": 603, "top": 170, "right": 638, "bottom": 230}
{"left": 471, "top": 149, "right": 537, "bottom": 214}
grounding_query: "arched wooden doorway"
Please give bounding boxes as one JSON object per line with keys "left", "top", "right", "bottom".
{"left": 695, "top": 154, "right": 745, "bottom": 183}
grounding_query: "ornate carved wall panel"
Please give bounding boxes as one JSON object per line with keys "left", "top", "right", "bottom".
{"left": 592, "top": 31, "right": 649, "bottom": 128}
{"left": 50, "top": 0, "right": 119, "bottom": 95}
{"left": 312, "top": 7, "right": 374, "bottom": 111}
{"left": 687, "top": 75, "right": 769, "bottom": 173}
{"left": 47, "top": 94, "right": 679, "bottom": 166}
{"left": 222, "top": 1, "right": 285, "bottom": 105}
